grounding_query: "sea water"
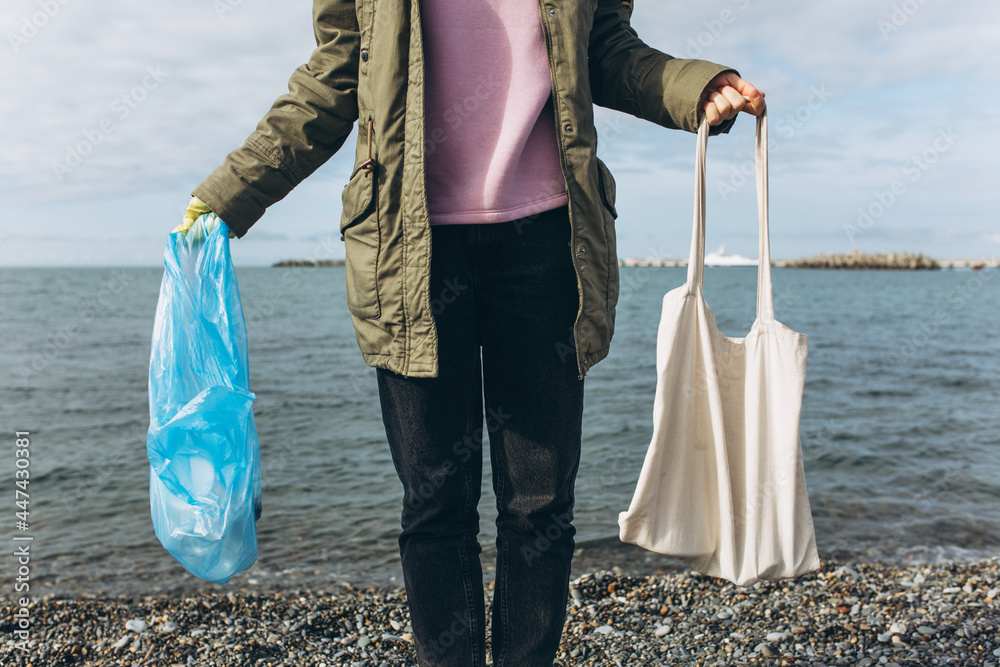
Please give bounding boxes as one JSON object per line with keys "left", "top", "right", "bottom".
{"left": 2, "top": 264, "right": 997, "bottom": 595}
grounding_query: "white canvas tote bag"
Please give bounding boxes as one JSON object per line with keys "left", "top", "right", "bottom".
{"left": 618, "top": 110, "right": 821, "bottom": 586}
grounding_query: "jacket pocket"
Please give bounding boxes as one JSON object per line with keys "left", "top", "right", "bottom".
{"left": 340, "top": 119, "right": 380, "bottom": 319}
{"left": 595, "top": 156, "right": 620, "bottom": 311}
{"left": 595, "top": 156, "right": 618, "bottom": 220}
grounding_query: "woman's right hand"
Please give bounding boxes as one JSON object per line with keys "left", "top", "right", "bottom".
{"left": 700, "top": 71, "right": 766, "bottom": 126}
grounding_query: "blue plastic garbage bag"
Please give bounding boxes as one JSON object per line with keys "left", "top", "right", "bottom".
{"left": 146, "top": 216, "right": 262, "bottom": 585}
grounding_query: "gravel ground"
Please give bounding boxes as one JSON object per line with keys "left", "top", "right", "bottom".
{"left": 2, "top": 556, "right": 997, "bottom": 666}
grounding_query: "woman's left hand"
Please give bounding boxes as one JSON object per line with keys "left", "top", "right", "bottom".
{"left": 173, "top": 196, "right": 236, "bottom": 241}
{"left": 701, "top": 72, "right": 766, "bottom": 126}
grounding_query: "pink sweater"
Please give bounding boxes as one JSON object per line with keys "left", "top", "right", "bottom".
{"left": 421, "top": 0, "right": 569, "bottom": 225}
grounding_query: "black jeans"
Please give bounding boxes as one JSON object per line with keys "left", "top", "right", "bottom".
{"left": 376, "top": 205, "right": 585, "bottom": 667}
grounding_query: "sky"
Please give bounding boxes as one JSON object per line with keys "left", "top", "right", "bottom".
{"left": 1, "top": 0, "right": 998, "bottom": 266}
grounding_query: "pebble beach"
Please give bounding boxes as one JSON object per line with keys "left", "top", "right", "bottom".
{"left": 2, "top": 555, "right": 998, "bottom": 667}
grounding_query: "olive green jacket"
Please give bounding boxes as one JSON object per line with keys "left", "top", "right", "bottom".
{"left": 193, "top": 0, "right": 737, "bottom": 379}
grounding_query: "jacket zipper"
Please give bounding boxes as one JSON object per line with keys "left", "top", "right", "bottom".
{"left": 537, "top": 0, "right": 586, "bottom": 380}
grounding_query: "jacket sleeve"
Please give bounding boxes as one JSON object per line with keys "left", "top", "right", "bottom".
{"left": 588, "top": 0, "right": 738, "bottom": 136}
{"left": 192, "top": 0, "right": 360, "bottom": 238}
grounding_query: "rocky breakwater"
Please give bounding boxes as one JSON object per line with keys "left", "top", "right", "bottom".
{"left": 779, "top": 250, "right": 940, "bottom": 270}
{"left": 272, "top": 259, "right": 345, "bottom": 267}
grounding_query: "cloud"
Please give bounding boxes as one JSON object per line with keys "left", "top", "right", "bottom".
{"left": 1, "top": 1, "right": 317, "bottom": 204}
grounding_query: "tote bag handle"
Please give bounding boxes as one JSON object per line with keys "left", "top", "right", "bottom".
{"left": 686, "top": 108, "right": 774, "bottom": 323}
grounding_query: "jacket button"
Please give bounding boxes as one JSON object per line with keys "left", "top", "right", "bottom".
{"left": 360, "top": 49, "right": 369, "bottom": 63}
{"left": 578, "top": 245, "right": 587, "bottom": 255}
{"left": 547, "top": 7, "right": 556, "bottom": 16}
{"left": 564, "top": 123, "right": 574, "bottom": 133}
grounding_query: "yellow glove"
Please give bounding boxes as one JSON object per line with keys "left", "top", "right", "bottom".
{"left": 173, "top": 196, "right": 236, "bottom": 241}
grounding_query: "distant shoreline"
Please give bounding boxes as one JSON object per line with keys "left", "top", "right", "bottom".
{"left": 271, "top": 256, "right": 998, "bottom": 271}
{"left": 620, "top": 253, "right": 999, "bottom": 270}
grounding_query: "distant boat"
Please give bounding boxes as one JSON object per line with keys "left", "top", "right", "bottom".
{"left": 704, "top": 244, "right": 758, "bottom": 266}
